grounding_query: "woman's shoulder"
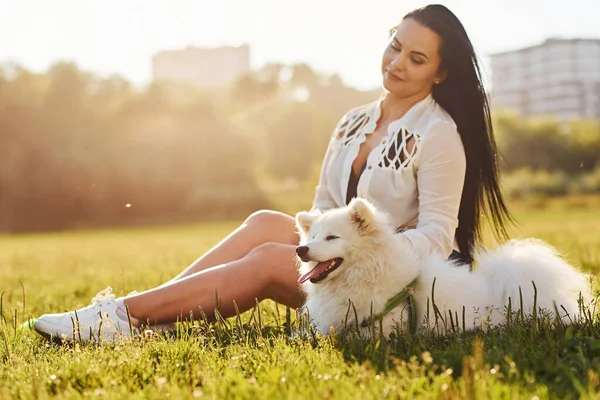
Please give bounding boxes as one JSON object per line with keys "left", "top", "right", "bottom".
{"left": 413, "top": 99, "right": 465, "bottom": 164}
{"left": 410, "top": 97, "right": 459, "bottom": 139}
{"left": 430, "top": 102, "right": 457, "bottom": 129}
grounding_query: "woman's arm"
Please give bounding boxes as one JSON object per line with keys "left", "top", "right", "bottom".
{"left": 397, "top": 121, "right": 467, "bottom": 258}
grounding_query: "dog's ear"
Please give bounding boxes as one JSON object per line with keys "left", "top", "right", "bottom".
{"left": 349, "top": 198, "right": 376, "bottom": 235}
{"left": 295, "top": 211, "right": 316, "bottom": 235}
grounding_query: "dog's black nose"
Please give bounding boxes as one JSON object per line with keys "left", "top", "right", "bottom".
{"left": 296, "top": 246, "right": 309, "bottom": 259}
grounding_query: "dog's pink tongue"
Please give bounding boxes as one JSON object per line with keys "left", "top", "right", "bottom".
{"left": 298, "top": 261, "right": 330, "bottom": 284}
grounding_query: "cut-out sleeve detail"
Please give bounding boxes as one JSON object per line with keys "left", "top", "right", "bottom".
{"left": 378, "top": 128, "right": 420, "bottom": 170}
{"left": 342, "top": 113, "right": 369, "bottom": 146}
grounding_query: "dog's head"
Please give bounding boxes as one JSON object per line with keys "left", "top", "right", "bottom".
{"left": 295, "top": 198, "right": 390, "bottom": 285}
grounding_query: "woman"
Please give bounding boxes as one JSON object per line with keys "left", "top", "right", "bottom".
{"left": 33, "top": 4, "right": 512, "bottom": 343}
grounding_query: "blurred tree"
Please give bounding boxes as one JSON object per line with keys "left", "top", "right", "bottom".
{"left": 492, "top": 112, "right": 598, "bottom": 174}
{"left": 263, "top": 101, "right": 336, "bottom": 181}
{"left": 1, "top": 61, "right": 598, "bottom": 233}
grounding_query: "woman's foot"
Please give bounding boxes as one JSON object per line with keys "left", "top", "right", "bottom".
{"left": 33, "top": 287, "right": 140, "bottom": 343}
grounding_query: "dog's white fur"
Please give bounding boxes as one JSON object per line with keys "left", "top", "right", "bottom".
{"left": 295, "top": 198, "right": 594, "bottom": 337}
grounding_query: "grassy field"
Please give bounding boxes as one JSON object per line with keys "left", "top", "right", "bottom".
{"left": 1, "top": 199, "right": 599, "bottom": 399}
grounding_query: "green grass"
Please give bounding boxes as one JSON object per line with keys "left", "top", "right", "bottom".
{"left": 1, "top": 204, "right": 599, "bottom": 399}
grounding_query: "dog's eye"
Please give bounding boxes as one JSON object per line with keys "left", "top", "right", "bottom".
{"left": 326, "top": 235, "right": 340, "bottom": 241}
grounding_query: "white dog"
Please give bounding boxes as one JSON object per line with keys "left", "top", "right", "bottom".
{"left": 295, "top": 198, "right": 594, "bottom": 337}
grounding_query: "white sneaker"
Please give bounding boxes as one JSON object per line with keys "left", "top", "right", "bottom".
{"left": 34, "top": 287, "right": 139, "bottom": 343}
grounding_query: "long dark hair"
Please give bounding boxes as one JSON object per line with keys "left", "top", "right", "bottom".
{"left": 404, "top": 4, "right": 514, "bottom": 262}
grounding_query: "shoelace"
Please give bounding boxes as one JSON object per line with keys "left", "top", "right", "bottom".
{"left": 90, "top": 286, "right": 116, "bottom": 304}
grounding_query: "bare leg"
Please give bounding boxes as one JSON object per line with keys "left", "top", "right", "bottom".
{"left": 123, "top": 242, "right": 303, "bottom": 325}
{"left": 165, "top": 210, "right": 299, "bottom": 283}
{"left": 32, "top": 211, "right": 306, "bottom": 342}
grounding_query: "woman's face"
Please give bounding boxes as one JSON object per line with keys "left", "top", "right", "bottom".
{"left": 381, "top": 18, "right": 446, "bottom": 98}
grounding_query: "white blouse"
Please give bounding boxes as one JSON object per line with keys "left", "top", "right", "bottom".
{"left": 311, "top": 93, "right": 466, "bottom": 258}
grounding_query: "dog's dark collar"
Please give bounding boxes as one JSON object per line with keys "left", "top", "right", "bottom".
{"left": 360, "top": 279, "right": 417, "bottom": 334}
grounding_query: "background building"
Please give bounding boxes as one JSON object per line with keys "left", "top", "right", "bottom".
{"left": 152, "top": 44, "right": 250, "bottom": 88}
{"left": 490, "top": 38, "right": 600, "bottom": 121}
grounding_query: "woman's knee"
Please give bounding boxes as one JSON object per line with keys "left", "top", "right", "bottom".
{"left": 246, "top": 241, "right": 288, "bottom": 262}
{"left": 246, "top": 242, "right": 298, "bottom": 279}
{"left": 245, "top": 242, "right": 301, "bottom": 304}
{"left": 243, "top": 210, "right": 297, "bottom": 243}
{"left": 244, "top": 210, "right": 289, "bottom": 227}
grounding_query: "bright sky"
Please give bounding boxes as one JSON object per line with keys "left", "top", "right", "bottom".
{"left": 0, "top": 0, "right": 599, "bottom": 90}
